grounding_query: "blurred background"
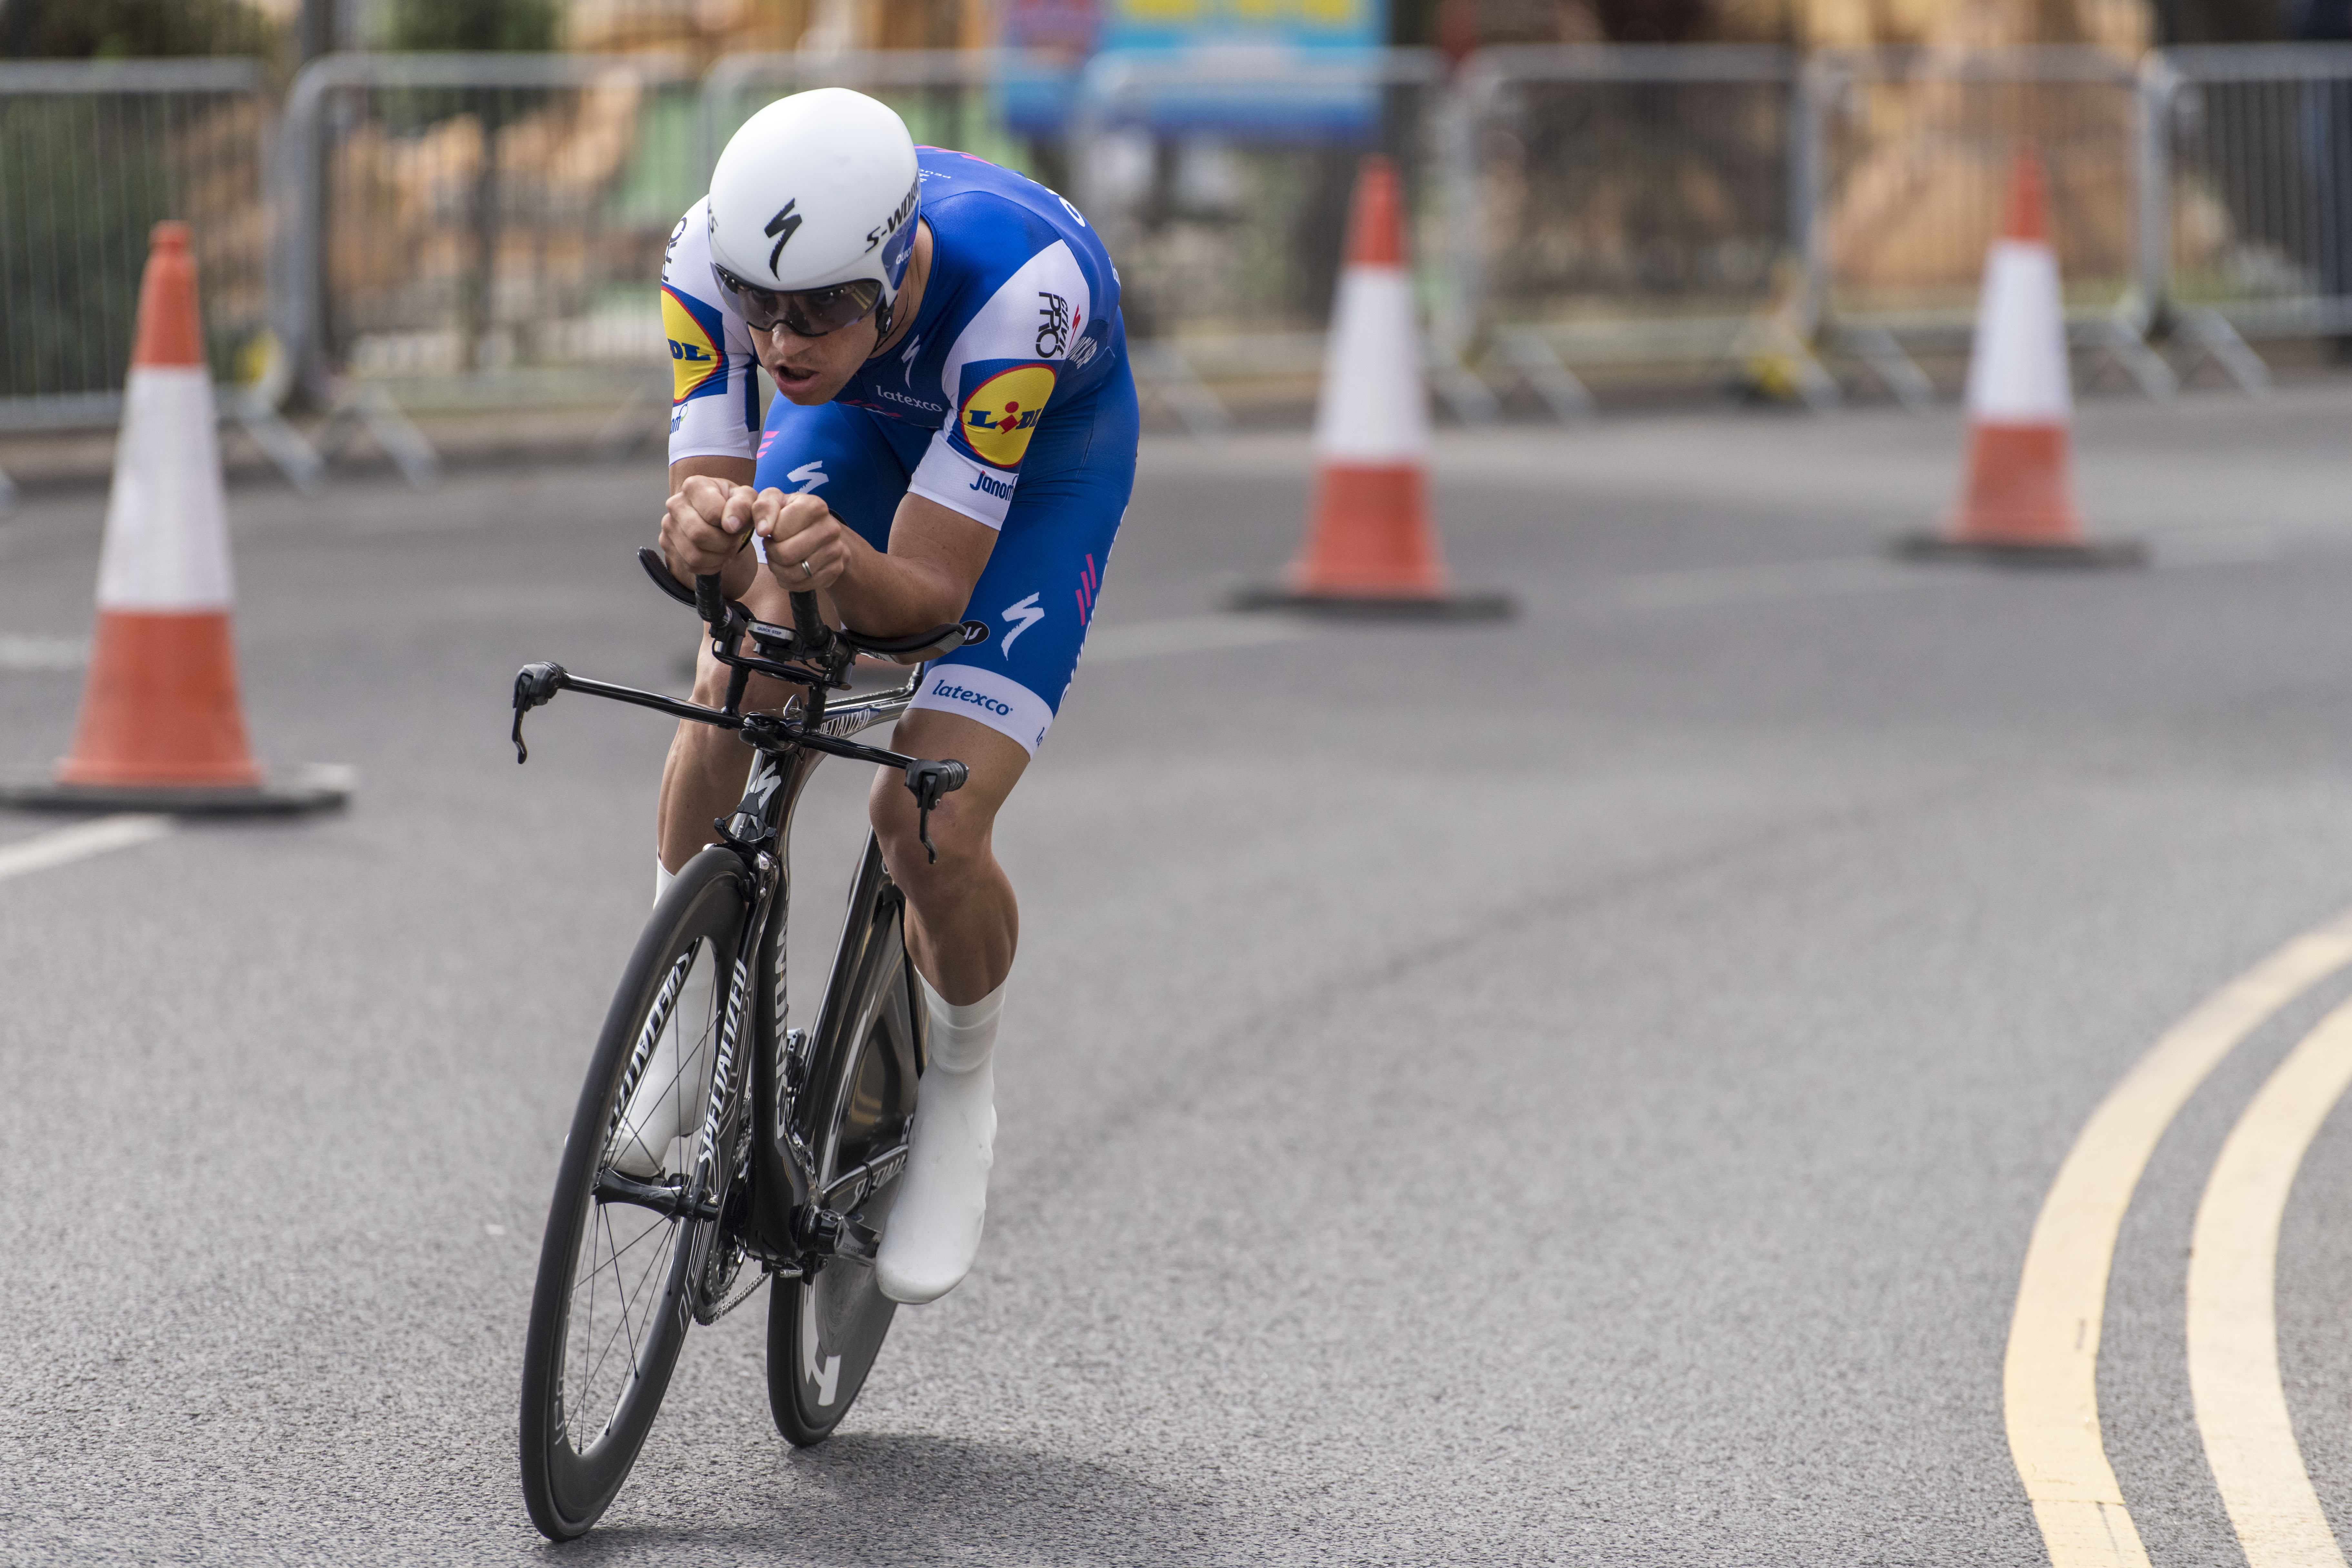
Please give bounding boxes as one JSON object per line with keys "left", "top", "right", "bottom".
{"left": 8, "top": 3, "right": 2352, "bottom": 1561}
{"left": 0, "top": 0, "right": 2344, "bottom": 493}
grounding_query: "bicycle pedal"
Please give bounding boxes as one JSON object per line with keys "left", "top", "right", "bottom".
{"left": 791, "top": 1206, "right": 880, "bottom": 1262}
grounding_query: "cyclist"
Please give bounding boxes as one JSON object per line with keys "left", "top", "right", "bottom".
{"left": 627, "top": 88, "right": 1135, "bottom": 1307}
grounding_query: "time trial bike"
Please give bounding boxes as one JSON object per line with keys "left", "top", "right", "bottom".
{"left": 510, "top": 551, "right": 982, "bottom": 1540}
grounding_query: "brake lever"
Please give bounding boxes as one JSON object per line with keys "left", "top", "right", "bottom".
{"left": 901, "top": 759, "right": 969, "bottom": 864}
{"left": 510, "top": 662, "right": 567, "bottom": 763}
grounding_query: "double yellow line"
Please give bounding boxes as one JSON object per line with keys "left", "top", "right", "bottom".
{"left": 2006, "top": 911, "right": 2352, "bottom": 1568}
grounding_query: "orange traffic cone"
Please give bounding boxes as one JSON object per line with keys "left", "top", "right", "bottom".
{"left": 1898, "top": 148, "right": 2141, "bottom": 565}
{"left": 1, "top": 222, "right": 351, "bottom": 814}
{"left": 1229, "top": 156, "right": 1510, "bottom": 618}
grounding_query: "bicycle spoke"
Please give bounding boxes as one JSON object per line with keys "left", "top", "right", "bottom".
{"left": 572, "top": 1207, "right": 677, "bottom": 1433}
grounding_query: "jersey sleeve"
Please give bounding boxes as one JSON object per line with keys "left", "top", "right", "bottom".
{"left": 662, "top": 199, "right": 762, "bottom": 467}
{"left": 907, "top": 237, "right": 1094, "bottom": 529}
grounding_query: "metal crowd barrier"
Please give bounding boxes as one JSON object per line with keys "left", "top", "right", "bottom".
{"left": 2144, "top": 44, "right": 2352, "bottom": 391}
{"left": 1799, "top": 46, "right": 2177, "bottom": 404}
{"left": 1065, "top": 46, "right": 1499, "bottom": 431}
{"left": 1458, "top": 45, "right": 1811, "bottom": 417}
{"left": 698, "top": 48, "right": 1070, "bottom": 185}
{"left": 275, "top": 50, "right": 702, "bottom": 478}
{"left": 0, "top": 58, "right": 285, "bottom": 505}
{"left": 8, "top": 41, "right": 2349, "bottom": 494}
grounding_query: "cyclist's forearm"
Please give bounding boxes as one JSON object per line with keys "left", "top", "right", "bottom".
{"left": 827, "top": 535, "right": 970, "bottom": 635}
{"left": 823, "top": 493, "right": 993, "bottom": 635}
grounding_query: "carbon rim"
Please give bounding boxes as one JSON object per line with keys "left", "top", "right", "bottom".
{"left": 555, "top": 939, "right": 719, "bottom": 1461}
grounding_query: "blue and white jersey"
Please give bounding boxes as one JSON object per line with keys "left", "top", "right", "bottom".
{"left": 663, "top": 146, "right": 1125, "bottom": 530}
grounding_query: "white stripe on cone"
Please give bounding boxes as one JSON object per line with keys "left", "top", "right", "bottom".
{"left": 1312, "top": 266, "right": 1427, "bottom": 464}
{"left": 1964, "top": 241, "right": 2071, "bottom": 424}
{"left": 94, "top": 366, "right": 234, "bottom": 611}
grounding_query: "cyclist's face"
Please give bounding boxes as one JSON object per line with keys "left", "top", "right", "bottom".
{"left": 753, "top": 314, "right": 880, "bottom": 407}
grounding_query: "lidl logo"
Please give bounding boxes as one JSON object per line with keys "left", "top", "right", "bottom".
{"left": 663, "top": 285, "right": 726, "bottom": 405}
{"left": 957, "top": 363, "right": 1057, "bottom": 470}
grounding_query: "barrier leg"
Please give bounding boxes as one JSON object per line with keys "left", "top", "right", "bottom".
{"left": 1836, "top": 325, "right": 1935, "bottom": 413}
{"left": 2173, "top": 309, "right": 2273, "bottom": 398}
{"left": 1128, "top": 342, "right": 1230, "bottom": 439}
{"left": 1497, "top": 330, "right": 1594, "bottom": 425}
{"left": 225, "top": 391, "right": 328, "bottom": 492}
{"left": 1425, "top": 339, "right": 1500, "bottom": 427}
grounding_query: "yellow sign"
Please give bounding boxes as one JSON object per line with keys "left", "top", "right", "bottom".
{"left": 959, "top": 365, "right": 1058, "bottom": 469}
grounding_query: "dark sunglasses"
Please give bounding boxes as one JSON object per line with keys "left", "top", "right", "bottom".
{"left": 711, "top": 265, "right": 883, "bottom": 338}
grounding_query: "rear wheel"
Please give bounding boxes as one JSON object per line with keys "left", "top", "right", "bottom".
{"left": 519, "top": 848, "right": 748, "bottom": 1541}
{"left": 768, "top": 842, "right": 924, "bottom": 1445}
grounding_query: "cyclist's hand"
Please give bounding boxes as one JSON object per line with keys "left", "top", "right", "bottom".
{"left": 660, "top": 475, "right": 756, "bottom": 582}
{"left": 753, "top": 490, "right": 852, "bottom": 593}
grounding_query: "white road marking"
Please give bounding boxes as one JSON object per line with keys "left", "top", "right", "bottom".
{"left": 0, "top": 634, "right": 89, "bottom": 672}
{"left": 0, "top": 813, "right": 173, "bottom": 884}
{"left": 1083, "top": 614, "right": 1315, "bottom": 665}
{"left": 2002, "top": 910, "right": 2352, "bottom": 1568}
{"left": 2189, "top": 995, "right": 2352, "bottom": 1568}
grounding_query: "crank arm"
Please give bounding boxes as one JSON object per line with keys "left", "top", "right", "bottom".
{"left": 817, "top": 1143, "right": 909, "bottom": 1212}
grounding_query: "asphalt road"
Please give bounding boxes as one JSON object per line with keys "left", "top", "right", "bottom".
{"left": 4, "top": 382, "right": 2351, "bottom": 1566}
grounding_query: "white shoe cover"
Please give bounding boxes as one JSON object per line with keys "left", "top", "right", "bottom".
{"left": 611, "top": 861, "right": 715, "bottom": 1180}
{"left": 876, "top": 978, "right": 1003, "bottom": 1304}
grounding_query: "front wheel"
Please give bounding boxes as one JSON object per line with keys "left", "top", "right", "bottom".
{"left": 768, "top": 837, "right": 924, "bottom": 1445}
{"left": 519, "top": 848, "right": 748, "bottom": 1540}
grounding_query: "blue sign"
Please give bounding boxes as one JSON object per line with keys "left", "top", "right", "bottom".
{"left": 1000, "top": 0, "right": 1387, "bottom": 139}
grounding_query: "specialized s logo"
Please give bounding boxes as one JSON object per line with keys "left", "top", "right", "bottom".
{"left": 956, "top": 363, "right": 1057, "bottom": 470}
{"left": 764, "top": 201, "right": 803, "bottom": 274}
{"left": 662, "top": 285, "right": 726, "bottom": 405}
{"left": 1000, "top": 593, "right": 1044, "bottom": 656}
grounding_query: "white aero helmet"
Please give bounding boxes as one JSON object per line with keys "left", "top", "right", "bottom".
{"left": 706, "top": 88, "right": 922, "bottom": 343}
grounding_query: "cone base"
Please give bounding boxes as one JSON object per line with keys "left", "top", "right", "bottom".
{"left": 0, "top": 762, "right": 356, "bottom": 816}
{"left": 1225, "top": 583, "right": 1516, "bottom": 621}
{"left": 1891, "top": 532, "right": 2146, "bottom": 569}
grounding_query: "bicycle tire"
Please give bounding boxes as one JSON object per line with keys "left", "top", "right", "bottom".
{"left": 519, "top": 847, "right": 749, "bottom": 1540}
{"left": 768, "top": 837, "right": 923, "bottom": 1446}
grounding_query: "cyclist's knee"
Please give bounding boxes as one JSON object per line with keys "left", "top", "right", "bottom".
{"left": 688, "top": 645, "right": 731, "bottom": 706}
{"left": 867, "top": 709, "right": 1025, "bottom": 900}
{"left": 870, "top": 775, "right": 994, "bottom": 894}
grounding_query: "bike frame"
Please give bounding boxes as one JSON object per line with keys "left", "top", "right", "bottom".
{"left": 718, "top": 670, "right": 926, "bottom": 1281}
{"left": 510, "top": 552, "right": 973, "bottom": 1294}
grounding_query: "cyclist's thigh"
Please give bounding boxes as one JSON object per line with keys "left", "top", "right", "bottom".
{"left": 752, "top": 397, "right": 919, "bottom": 550}
{"left": 906, "top": 366, "right": 1139, "bottom": 759}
